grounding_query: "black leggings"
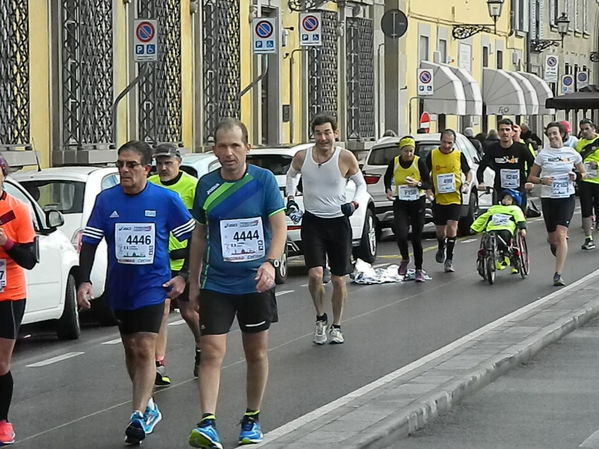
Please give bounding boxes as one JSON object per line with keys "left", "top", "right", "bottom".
{"left": 393, "top": 197, "right": 426, "bottom": 269}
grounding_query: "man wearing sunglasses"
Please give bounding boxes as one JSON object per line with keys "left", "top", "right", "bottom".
{"left": 76, "top": 140, "right": 196, "bottom": 445}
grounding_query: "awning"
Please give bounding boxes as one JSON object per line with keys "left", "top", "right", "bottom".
{"left": 545, "top": 91, "right": 599, "bottom": 110}
{"left": 517, "top": 72, "right": 555, "bottom": 115}
{"left": 443, "top": 64, "right": 483, "bottom": 115}
{"left": 482, "top": 68, "right": 526, "bottom": 115}
{"left": 506, "top": 72, "right": 539, "bottom": 115}
{"left": 420, "top": 61, "right": 466, "bottom": 115}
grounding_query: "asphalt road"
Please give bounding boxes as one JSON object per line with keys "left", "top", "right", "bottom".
{"left": 10, "top": 209, "right": 599, "bottom": 449}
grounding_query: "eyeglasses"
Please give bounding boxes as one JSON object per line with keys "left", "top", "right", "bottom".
{"left": 116, "top": 160, "right": 144, "bottom": 169}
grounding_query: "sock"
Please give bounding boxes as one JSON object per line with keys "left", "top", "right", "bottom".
{"left": 156, "top": 356, "right": 165, "bottom": 364}
{"left": 0, "top": 372, "right": 13, "bottom": 421}
{"left": 244, "top": 409, "right": 260, "bottom": 422}
{"left": 331, "top": 324, "right": 341, "bottom": 329}
{"left": 316, "top": 313, "right": 327, "bottom": 323}
{"left": 446, "top": 237, "right": 456, "bottom": 260}
{"left": 437, "top": 237, "right": 446, "bottom": 250}
{"left": 201, "top": 413, "right": 216, "bottom": 423}
{"left": 147, "top": 397, "right": 155, "bottom": 410}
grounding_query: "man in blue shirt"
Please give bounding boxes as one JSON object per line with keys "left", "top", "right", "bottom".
{"left": 187, "top": 119, "right": 286, "bottom": 448}
{"left": 77, "top": 140, "right": 195, "bottom": 445}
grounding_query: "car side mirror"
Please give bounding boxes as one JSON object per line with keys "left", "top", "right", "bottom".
{"left": 46, "top": 209, "right": 64, "bottom": 228}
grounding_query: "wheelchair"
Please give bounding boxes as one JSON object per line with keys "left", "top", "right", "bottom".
{"left": 476, "top": 229, "right": 529, "bottom": 285}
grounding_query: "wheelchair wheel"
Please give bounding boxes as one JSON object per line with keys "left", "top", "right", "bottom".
{"left": 477, "top": 235, "right": 488, "bottom": 279}
{"left": 516, "top": 233, "right": 529, "bottom": 278}
{"left": 485, "top": 234, "right": 496, "bottom": 285}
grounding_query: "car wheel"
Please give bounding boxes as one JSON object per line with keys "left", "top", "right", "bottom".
{"left": 92, "top": 294, "right": 118, "bottom": 326}
{"left": 56, "top": 273, "right": 81, "bottom": 340}
{"left": 458, "top": 190, "right": 478, "bottom": 236}
{"left": 353, "top": 208, "right": 377, "bottom": 264}
{"left": 274, "top": 246, "right": 288, "bottom": 284}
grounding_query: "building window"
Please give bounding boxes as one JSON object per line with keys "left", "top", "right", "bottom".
{"left": 497, "top": 50, "right": 503, "bottom": 69}
{"left": 483, "top": 46, "right": 489, "bottom": 68}
{"left": 582, "top": 0, "right": 588, "bottom": 32}
{"left": 419, "top": 35, "right": 429, "bottom": 61}
{"left": 512, "top": 0, "right": 530, "bottom": 32}
{"left": 549, "top": 0, "right": 556, "bottom": 25}
{"left": 438, "top": 39, "right": 447, "bottom": 64}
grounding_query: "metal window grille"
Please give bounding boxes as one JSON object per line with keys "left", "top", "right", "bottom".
{"left": 0, "top": 1, "right": 29, "bottom": 146}
{"left": 307, "top": 11, "right": 338, "bottom": 126}
{"left": 346, "top": 17, "right": 375, "bottom": 140}
{"left": 137, "top": 1, "right": 182, "bottom": 145}
{"left": 202, "top": 0, "right": 241, "bottom": 144}
{"left": 62, "top": 0, "right": 113, "bottom": 149}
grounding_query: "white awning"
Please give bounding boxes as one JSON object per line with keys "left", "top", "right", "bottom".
{"left": 483, "top": 68, "right": 526, "bottom": 115}
{"left": 420, "top": 61, "right": 466, "bottom": 116}
{"left": 443, "top": 65, "right": 483, "bottom": 115}
{"left": 506, "top": 72, "right": 539, "bottom": 115}
{"left": 517, "top": 71, "right": 556, "bottom": 115}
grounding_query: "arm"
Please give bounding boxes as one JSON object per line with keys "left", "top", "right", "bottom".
{"left": 575, "top": 161, "right": 588, "bottom": 180}
{"left": 344, "top": 151, "right": 367, "bottom": 201}
{"left": 383, "top": 159, "right": 394, "bottom": 192}
{"left": 0, "top": 236, "right": 36, "bottom": 270}
{"left": 285, "top": 151, "right": 305, "bottom": 200}
{"left": 255, "top": 211, "right": 286, "bottom": 293}
{"left": 188, "top": 224, "right": 207, "bottom": 311}
{"left": 470, "top": 210, "right": 491, "bottom": 234}
{"left": 461, "top": 153, "right": 473, "bottom": 193}
{"left": 476, "top": 149, "right": 492, "bottom": 184}
{"left": 527, "top": 163, "right": 547, "bottom": 185}
{"left": 77, "top": 242, "right": 98, "bottom": 310}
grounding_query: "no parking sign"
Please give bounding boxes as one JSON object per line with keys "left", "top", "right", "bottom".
{"left": 417, "top": 69, "right": 434, "bottom": 96}
{"left": 252, "top": 18, "right": 277, "bottom": 54}
{"left": 299, "top": 12, "right": 322, "bottom": 46}
{"left": 577, "top": 71, "right": 589, "bottom": 90}
{"left": 133, "top": 19, "right": 158, "bottom": 62}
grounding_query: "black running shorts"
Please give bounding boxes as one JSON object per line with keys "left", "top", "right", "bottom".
{"left": 541, "top": 195, "right": 576, "bottom": 232}
{"left": 0, "top": 299, "right": 26, "bottom": 339}
{"left": 432, "top": 203, "right": 461, "bottom": 226}
{"left": 300, "top": 211, "right": 352, "bottom": 276}
{"left": 199, "top": 289, "right": 277, "bottom": 335}
{"left": 114, "top": 302, "right": 165, "bottom": 335}
{"left": 578, "top": 181, "right": 599, "bottom": 219}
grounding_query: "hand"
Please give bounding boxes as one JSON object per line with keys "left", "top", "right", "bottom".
{"left": 163, "top": 275, "right": 186, "bottom": 299}
{"left": 0, "top": 228, "right": 7, "bottom": 247}
{"left": 189, "top": 282, "right": 200, "bottom": 313}
{"left": 255, "top": 262, "right": 275, "bottom": 293}
{"left": 341, "top": 201, "right": 359, "bottom": 217}
{"left": 76, "top": 282, "right": 93, "bottom": 311}
{"left": 426, "top": 189, "right": 435, "bottom": 202}
{"left": 568, "top": 172, "right": 577, "bottom": 181}
{"left": 385, "top": 189, "right": 394, "bottom": 201}
{"left": 285, "top": 198, "right": 299, "bottom": 215}
{"left": 477, "top": 183, "right": 486, "bottom": 191}
{"left": 461, "top": 181, "right": 471, "bottom": 194}
{"left": 591, "top": 162, "right": 598, "bottom": 169}
{"left": 519, "top": 229, "right": 527, "bottom": 237}
{"left": 524, "top": 182, "right": 534, "bottom": 191}
{"left": 404, "top": 177, "right": 419, "bottom": 188}
{"left": 540, "top": 177, "right": 552, "bottom": 186}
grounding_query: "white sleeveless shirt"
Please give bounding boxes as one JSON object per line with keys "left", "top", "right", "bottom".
{"left": 301, "top": 146, "right": 347, "bottom": 218}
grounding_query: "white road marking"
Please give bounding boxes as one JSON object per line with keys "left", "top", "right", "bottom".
{"left": 168, "top": 319, "right": 186, "bottom": 326}
{"left": 275, "top": 290, "right": 294, "bottom": 297}
{"left": 461, "top": 238, "right": 477, "bottom": 243}
{"left": 101, "top": 338, "right": 122, "bottom": 345}
{"left": 300, "top": 283, "right": 308, "bottom": 287}
{"left": 580, "top": 429, "right": 599, "bottom": 448}
{"left": 26, "top": 352, "right": 85, "bottom": 368}
{"left": 260, "top": 267, "right": 599, "bottom": 445}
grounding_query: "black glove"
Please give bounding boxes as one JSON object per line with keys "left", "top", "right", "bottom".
{"left": 286, "top": 198, "right": 300, "bottom": 215}
{"left": 341, "top": 201, "right": 359, "bottom": 217}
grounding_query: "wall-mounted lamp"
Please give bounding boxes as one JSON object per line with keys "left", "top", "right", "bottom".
{"left": 452, "top": 0, "right": 504, "bottom": 39}
{"left": 530, "top": 12, "right": 569, "bottom": 52}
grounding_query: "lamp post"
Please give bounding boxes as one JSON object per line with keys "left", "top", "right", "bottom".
{"left": 529, "top": 12, "right": 570, "bottom": 52}
{"left": 452, "top": 0, "right": 505, "bottom": 39}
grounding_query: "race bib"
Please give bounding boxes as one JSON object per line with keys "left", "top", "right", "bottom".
{"left": 220, "top": 217, "right": 265, "bottom": 262}
{"left": 584, "top": 162, "right": 597, "bottom": 178}
{"left": 398, "top": 185, "right": 419, "bottom": 201}
{"left": 436, "top": 173, "right": 456, "bottom": 194}
{"left": 115, "top": 223, "right": 155, "bottom": 265}
{"left": 500, "top": 169, "right": 520, "bottom": 189}
{"left": 551, "top": 174, "right": 571, "bottom": 198}
{"left": 0, "top": 259, "right": 5, "bottom": 293}
{"left": 491, "top": 213, "right": 510, "bottom": 227}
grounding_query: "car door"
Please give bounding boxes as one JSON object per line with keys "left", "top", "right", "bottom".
{"left": 4, "top": 180, "right": 63, "bottom": 317}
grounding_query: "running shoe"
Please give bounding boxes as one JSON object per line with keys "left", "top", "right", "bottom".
{"left": 0, "top": 420, "right": 15, "bottom": 445}
{"left": 415, "top": 269, "right": 426, "bottom": 283}
{"left": 511, "top": 266, "right": 520, "bottom": 274}
{"left": 313, "top": 320, "right": 327, "bottom": 345}
{"left": 495, "top": 260, "right": 506, "bottom": 270}
{"left": 143, "top": 400, "right": 162, "bottom": 434}
{"left": 553, "top": 273, "right": 566, "bottom": 286}
{"left": 155, "top": 360, "right": 171, "bottom": 386}
{"left": 328, "top": 326, "right": 344, "bottom": 344}
{"left": 189, "top": 418, "right": 223, "bottom": 449}
{"left": 194, "top": 348, "right": 202, "bottom": 377}
{"left": 435, "top": 247, "right": 445, "bottom": 263}
{"left": 398, "top": 259, "right": 409, "bottom": 276}
{"left": 581, "top": 238, "right": 596, "bottom": 250}
{"left": 444, "top": 259, "right": 455, "bottom": 273}
{"left": 239, "top": 415, "right": 263, "bottom": 445}
{"left": 125, "top": 411, "right": 145, "bottom": 445}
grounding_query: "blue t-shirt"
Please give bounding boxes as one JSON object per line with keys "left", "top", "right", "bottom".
{"left": 193, "top": 165, "right": 285, "bottom": 294}
{"left": 82, "top": 183, "right": 195, "bottom": 310}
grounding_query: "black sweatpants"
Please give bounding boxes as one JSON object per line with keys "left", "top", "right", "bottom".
{"left": 393, "top": 197, "right": 426, "bottom": 269}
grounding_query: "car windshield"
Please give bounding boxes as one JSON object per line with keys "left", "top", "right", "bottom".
{"left": 19, "top": 180, "right": 85, "bottom": 214}
{"left": 247, "top": 155, "right": 293, "bottom": 175}
{"left": 367, "top": 142, "right": 440, "bottom": 166}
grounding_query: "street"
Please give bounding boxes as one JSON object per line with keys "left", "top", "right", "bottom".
{"left": 10, "top": 209, "right": 599, "bottom": 449}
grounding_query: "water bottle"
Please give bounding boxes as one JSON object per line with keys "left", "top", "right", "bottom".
{"left": 286, "top": 202, "right": 303, "bottom": 224}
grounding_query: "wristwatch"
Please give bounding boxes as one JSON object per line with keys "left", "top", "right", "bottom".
{"left": 266, "top": 258, "right": 281, "bottom": 269}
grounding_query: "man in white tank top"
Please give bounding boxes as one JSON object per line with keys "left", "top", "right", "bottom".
{"left": 286, "top": 113, "right": 366, "bottom": 345}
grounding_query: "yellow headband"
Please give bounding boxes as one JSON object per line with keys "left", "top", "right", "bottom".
{"left": 399, "top": 137, "right": 415, "bottom": 149}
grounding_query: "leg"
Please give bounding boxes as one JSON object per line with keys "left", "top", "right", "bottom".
{"left": 155, "top": 298, "right": 171, "bottom": 362}
{"left": 445, "top": 220, "right": 459, "bottom": 258}
{"left": 179, "top": 299, "right": 202, "bottom": 347}
{"left": 308, "top": 267, "right": 326, "bottom": 316}
{"left": 410, "top": 198, "right": 426, "bottom": 270}
{"left": 393, "top": 201, "right": 410, "bottom": 261}
{"left": 553, "top": 225, "right": 569, "bottom": 274}
{"left": 0, "top": 338, "right": 16, "bottom": 421}
{"left": 242, "top": 331, "right": 269, "bottom": 411}
{"left": 122, "top": 332, "right": 158, "bottom": 412}
{"left": 198, "top": 334, "right": 227, "bottom": 415}
{"left": 330, "top": 275, "right": 348, "bottom": 326}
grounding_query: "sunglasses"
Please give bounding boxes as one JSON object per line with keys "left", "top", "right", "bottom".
{"left": 116, "top": 160, "right": 144, "bottom": 169}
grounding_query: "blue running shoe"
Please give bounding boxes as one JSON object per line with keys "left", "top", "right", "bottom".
{"left": 143, "top": 401, "right": 162, "bottom": 434}
{"left": 125, "top": 411, "right": 145, "bottom": 446}
{"left": 188, "top": 418, "right": 222, "bottom": 449}
{"left": 239, "top": 415, "right": 263, "bottom": 445}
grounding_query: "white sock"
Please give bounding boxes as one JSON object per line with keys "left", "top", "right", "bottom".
{"left": 147, "top": 397, "right": 155, "bottom": 410}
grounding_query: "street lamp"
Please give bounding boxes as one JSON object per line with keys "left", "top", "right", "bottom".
{"left": 452, "top": 0, "right": 505, "bottom": 39}
{"left": 529, "top": 12, "right": 570, "bottom": 52}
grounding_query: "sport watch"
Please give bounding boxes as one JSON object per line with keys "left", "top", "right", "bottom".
{"left": 266, "top": 258, "right": 281, "bottom": 269}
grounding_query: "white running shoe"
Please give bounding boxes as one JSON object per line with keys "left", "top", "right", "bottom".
{"left": 313, "top": 320, "right": 327, "bottom": 345}
{"left": 328, "top": 327, "right": 344, "bottom": 344}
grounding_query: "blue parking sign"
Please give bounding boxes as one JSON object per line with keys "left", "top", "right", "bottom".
{"left": 135, "top": 44, "right": 144, "bottom": 55}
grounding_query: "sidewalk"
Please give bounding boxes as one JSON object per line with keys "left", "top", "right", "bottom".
{"left": 256, "top": 268, "right": 599, "bottom": 449}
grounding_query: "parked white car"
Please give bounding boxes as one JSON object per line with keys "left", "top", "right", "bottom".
{"left": 5, "top": 177, "right": 80, "bottom": 339}
{"left": 361, "top": 133, "right": 494, "bottom": 238}
{"left": 14, "top": 167, "right": 119, "bottom": 324}
{"left": 246, "top": 145, "right": 378, "bottom": 282}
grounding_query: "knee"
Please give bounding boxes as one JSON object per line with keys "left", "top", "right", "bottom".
{"left": 330, "top": 275, "right": 346, "bottom": 290}
{"left": 179, "top": 304, "right": 197, "bottom": 323}
{"left": 244, "top": 347, "right": 268, "bottom": 365}
{"left": 0, "top": 362, "right": 10, "bottom": 376}
{"left": 308, "top": 267, "right": 324, "bottom": 283}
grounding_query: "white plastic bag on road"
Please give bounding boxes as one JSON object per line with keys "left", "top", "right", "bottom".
{"left": 351, "top": 259, "right": 431, "bottom": 284}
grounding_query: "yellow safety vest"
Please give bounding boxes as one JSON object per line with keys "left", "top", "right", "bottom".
{"left": 393, "top": 155, "right": 424, "bottom": 199}
{"left": 431, "top": 148, "right": 462, "bottom": 205}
